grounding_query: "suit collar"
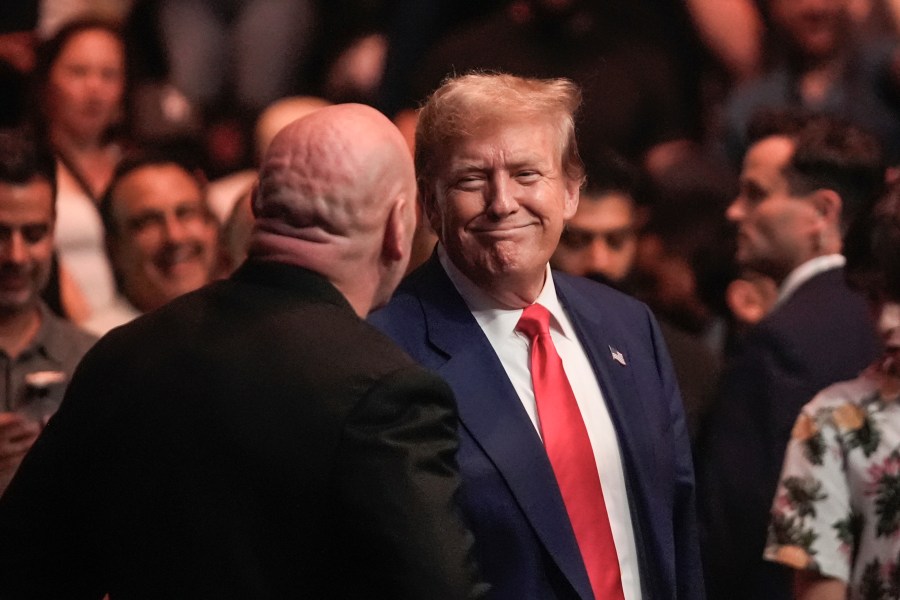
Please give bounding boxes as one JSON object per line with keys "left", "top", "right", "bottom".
{"left": 776, "top": 254, "right": 845, "bottom": 308}
{"left": 232, "top": 259, "right": 356, "bottom": 314}
{"left": 408, "top": 258, "right": 669, "bottom": 597}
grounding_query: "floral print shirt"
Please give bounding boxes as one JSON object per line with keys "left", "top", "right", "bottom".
{"left": 764, "top": 352, "right": 900, "bottom": 599}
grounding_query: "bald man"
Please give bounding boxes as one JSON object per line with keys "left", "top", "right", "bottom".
{"left": 0, "top": 104, "right": 485, "bottom": 599}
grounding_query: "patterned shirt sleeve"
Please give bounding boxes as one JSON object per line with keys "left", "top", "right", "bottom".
{"left": 764, "top": 401, "right": 854, "bottom": 584}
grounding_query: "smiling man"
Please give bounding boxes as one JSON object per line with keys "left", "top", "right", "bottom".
{"left": 0, "top": 130, "right": 96, "bottom": 494}
{"left": 370, "top": 72, "right": 703, "bottom": 600}
{"left": 86, "top": 155, "right": 221, "bottom": 334}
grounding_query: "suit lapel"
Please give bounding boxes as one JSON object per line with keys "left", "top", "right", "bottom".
{"left": 413, "top": 257, "right": 594, "bottom": 600}
{"left": 555, "top": 277, "right": 655, "bottom": 463}
{"left": 555, "top": 275, "right": 662, "bottom": 595}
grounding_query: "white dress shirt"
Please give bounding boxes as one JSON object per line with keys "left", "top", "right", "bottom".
{"left": 775, "top": 254, "right": 846, "bottom": 309}
{"left": 439, "top": 247, "right": 642, "bottom": 600}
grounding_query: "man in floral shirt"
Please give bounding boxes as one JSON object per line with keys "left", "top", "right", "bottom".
{"left": 766, "top": 184, "right": 900, "bottom": 599}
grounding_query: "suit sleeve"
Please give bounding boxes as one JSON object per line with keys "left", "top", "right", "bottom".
{"left": 646, "top": 307, "right": 706, "bottom": 600}
{"left": 332, "top": 364, "right": 487, "bottom": 600}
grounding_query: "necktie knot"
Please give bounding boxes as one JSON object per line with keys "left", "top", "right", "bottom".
{"left": 516, "top": 303, "right": 551, "bottom": 340}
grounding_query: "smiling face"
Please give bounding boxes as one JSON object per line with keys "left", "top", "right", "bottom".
{"left": 426, "top": 119, "right": 579, "bottom": 306}
{"left": 108, "top": 163, "right": 219, "bottom": 312}
{"left": 0, "top": 178, "right": 54, "bottom": 315}
{"left": 45, "top": 28, "right": 124, "bottom": 143}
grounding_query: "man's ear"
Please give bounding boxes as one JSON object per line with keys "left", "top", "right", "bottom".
{"left": 810, "top": 189, "right": 842, "bottom": 228}
{"left": 249, "top": 181, "right": 261, "bottom": 218}
{"left": 382, "top": 197, "right": 410, "bottom": 262}
{"left": 422, "top": 188, "right": 443, "bottom": 239}
{"left": 563, "top": 177, "right": 580, "bottom": 220}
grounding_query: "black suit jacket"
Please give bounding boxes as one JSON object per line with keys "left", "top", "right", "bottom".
{"left": 697, "top": 267, "right": 880, "bottom": 600}
{"left": 0, "top": 260, "right": 483, "bottom": 599}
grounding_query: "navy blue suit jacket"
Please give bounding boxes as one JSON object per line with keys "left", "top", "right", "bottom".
{"left": 370, "top": 256, "right": 704, "bottom": 600}
{"left": 697, "top": 267, "right": 880, "bottom": 600}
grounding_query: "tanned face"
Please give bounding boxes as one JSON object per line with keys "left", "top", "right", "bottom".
{"left": 0, "top": 178, "right": 55, "bottom": 315}
{"left": 727, "top": 136, "right": 823, "bottom": 283}
{"left": 552, "top": 192, "right": 637, "bottom": 282}
{"left": 46, "top": 28, "right": 125, "bottom": 142}
{"left": 109, "top": 164, "right": 219, "bottom": 311}
{"left": 427, "top": 119, "right": 579, "bottom": 306}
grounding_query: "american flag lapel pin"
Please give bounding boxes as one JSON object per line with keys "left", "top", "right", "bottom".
{"left": 609, "top": 346, "right": 626, "bottom": 366}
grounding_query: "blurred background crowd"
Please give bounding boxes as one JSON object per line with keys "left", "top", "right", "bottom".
{"left": 5, "top": 0, "right": 895, "bottom": 348}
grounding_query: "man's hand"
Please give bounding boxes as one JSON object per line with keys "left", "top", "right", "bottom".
{"left": 0, "top": 412, "right": 40, "bottom": 494}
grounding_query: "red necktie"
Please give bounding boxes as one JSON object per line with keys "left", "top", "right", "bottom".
{"left": 516, "top": 303, "right": 625, "bottom": 600}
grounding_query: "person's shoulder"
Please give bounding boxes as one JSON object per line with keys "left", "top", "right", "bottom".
{"left": 767, "top": 269, "right": 869, "bottom": 331}
{"left": 370, "top": 263, "right": 436, "bottom": 327}
{"left": 809, "top": 373, "right": 879, "bottom": 411}
{"left": 43, "top": 310, "right": 98, "bottom": 358}
{"left": 553, "top": 270, "right": 649, "bottom": 318}
{"left": 797, "top": 372, "right": 882, "bottom": 436}
{"left": 350, "top": 316, "right": 419, "bottom": 361}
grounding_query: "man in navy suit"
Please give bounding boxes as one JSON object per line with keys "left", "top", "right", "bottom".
{"left": 696, "top": 114, "right": 884, "bottom": 600}
{"left": 370, "top": 72, "right": 704, "bottom": 599}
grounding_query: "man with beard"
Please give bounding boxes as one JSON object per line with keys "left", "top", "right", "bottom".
{"left": 0, "top": 130, "right": 95, "bottom": 494}
{"left": 697, "top": 113, "right": 884, "bottom": 600}
{"left": 87, "top": 154, "right": 222, "bottom": 334}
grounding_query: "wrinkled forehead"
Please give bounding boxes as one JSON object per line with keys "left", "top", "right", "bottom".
{"left": 259, "top": 133, "right": 359, "bottom": 203}
{"left": 437, "top": 117, "right": 566, "bottom": 170}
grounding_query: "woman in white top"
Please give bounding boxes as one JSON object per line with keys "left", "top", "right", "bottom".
{"left": 32, "top": 17, "right": 127, "bottom": 323}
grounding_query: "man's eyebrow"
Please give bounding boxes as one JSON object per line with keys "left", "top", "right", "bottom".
{"left": 447, "top": 160, "right": 487, "bottom": 172}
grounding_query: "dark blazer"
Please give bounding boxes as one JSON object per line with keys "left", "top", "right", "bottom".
{"left": 697, "top": 267, "right": 880, "bottom": 600}
{"left": 369, "top": 255, "right": 704, "bottom": 600}
{"left": 0, "top": 260, "right": 483, "bottom": 600}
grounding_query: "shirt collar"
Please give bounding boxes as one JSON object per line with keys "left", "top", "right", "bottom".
{"left": 775, "top": 254, "right": 846, "bottom": 308}
{"left": 437, "top": 244, "right": 575, "bottom": 341}
{"left": 19, "top": 302, "right": 65, "bottom": 363}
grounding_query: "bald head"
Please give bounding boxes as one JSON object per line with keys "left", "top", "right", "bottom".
{"left": 249, "top": 103, "right": 417, "bottom": 316}
{"left": 254, "top": 95, "right": 332, "bottom": 161}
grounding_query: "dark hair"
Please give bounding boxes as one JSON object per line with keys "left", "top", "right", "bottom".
{"left": 100, "top": 151, "right": 206, "bottom": 237}
{"left": 31, "top": 17, "right": 128, "bottom": 141}
{"left": 0, "top": 127, "right": 58, "bottom": 201}
{"left": 845, "top": 180, "right": 900, "bottom": 302}
{"left": 748, "top": 110, "right": 885, "bottom": 233}
{"left": 580, "top": 148, "right": 641, "bottom": 202}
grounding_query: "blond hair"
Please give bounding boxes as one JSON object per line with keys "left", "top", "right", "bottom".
{"left": 415, "top": 72, "right": 584, "bottom": 203}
